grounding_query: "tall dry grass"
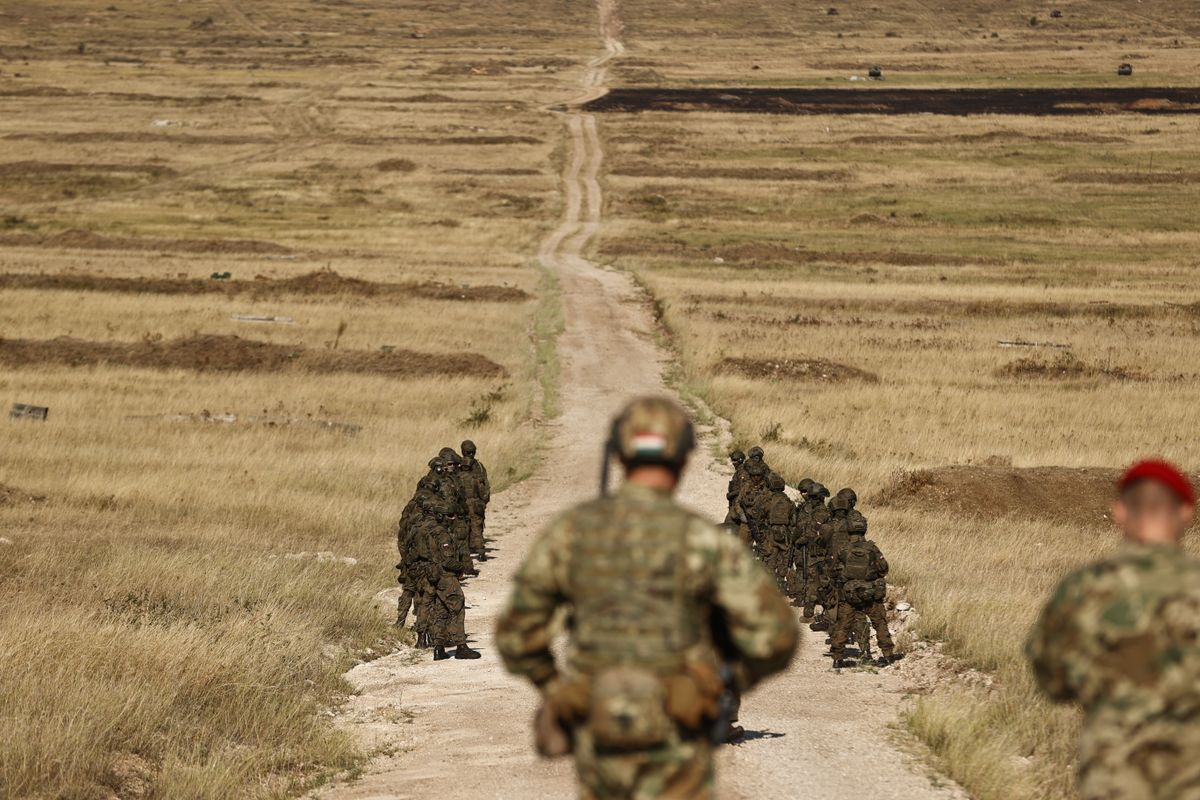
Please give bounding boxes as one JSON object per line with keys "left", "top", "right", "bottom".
{"left": 0, "top": 0, "right": 596, "bottom": 795}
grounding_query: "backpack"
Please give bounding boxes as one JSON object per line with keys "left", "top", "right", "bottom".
{"left": 842, "top": 541, "right": 882, "bottom": 605}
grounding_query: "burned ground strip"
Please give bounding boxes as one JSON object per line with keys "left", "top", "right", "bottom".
{"left": 585, "top": 87, "right": 1200, "bottom": 115}
{"left": 0, "top": 335, "right": 506, "bottom": 379}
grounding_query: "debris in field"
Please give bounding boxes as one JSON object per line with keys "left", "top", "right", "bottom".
{"left": 868, "top": 65, "right": 883, "bottom": 80}
{"left": 231, "top": 314, "right": 295, "bottom": 324}
{"left": 718, "top": 356, "right": 879, "bottom": 384}
{"left": 827, "top": 7, "right": 839, "bottom": 15}
{"left": 997, "top": 339, "right": 1071, "bottom": 349}
{"left": 125, "top": 412, "right": 362, "bottom": 435}
{"left": 10, "top": 403, "right": 49, "bottom": 421}
{"left": 1050, "top": 9, "right": 1063, "bottom": 18}
{"left": 1119, "top": 63, "right": 1134, "bottom": 76}
{"left": 210, "top": 272, "right": 232, "bottom": 280}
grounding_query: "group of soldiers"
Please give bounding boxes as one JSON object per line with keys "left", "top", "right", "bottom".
{"left": 723, "top": 446, "right": 896, "bottom": 667}
{"left": 394, "top": 440, "right": 491, "bottom": 661}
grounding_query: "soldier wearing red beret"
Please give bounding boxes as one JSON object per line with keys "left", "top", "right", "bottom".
{"left": 1027, "top": 460, "right": 1200, "bottom": 800}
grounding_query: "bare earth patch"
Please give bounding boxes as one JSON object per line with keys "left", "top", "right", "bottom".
{"left": 602, "top": 238, "right": 1001, "bottom": 267}
{"left": 0, "top": 229, "right": 292, "bottom": 255}
{"left": 997, "top": 352, "right": 1146, "bottom": 381}
{"left": 874, "top": 464, "right": 1122, "bottom": 527}
{"left": 0, "top": 335, "right": 506, "bottom": 379}
{"left": 0, "top": 270, "right": 530, "bottom": 303}
{"left": 718, "top": 356, "right": 879, "bottom": 383}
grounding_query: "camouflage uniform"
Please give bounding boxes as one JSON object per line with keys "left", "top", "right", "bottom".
{"left": 410, "top": 503, "right": 478, "bottom": 658}
{"left": 458, "top": 441, "right": 492, "bottom": 559}
{"left": 395, "top": 466, "right": 442, "bottom": 630}
{"left": 722, "top": 451, "right": 747, "bottom": 526}
{"left": 817, "top": 495, "right": 852, "bottom": 628}
{"left": 1027, "top": 543, "right": 1200, "bottom": 800}
{"left": 800, "top": 485, "right": 831, "bottom": 626}
{"left": 435, "top": 451, "right": 476, "bottom": 576}
{"left": 761, "top": 474, "right": 798, "bottom": 592}
{"left": 829, "top": 520, "right": 894, "bottom": 666}
{"left": 734, "top": 461, "right": 769, "bottom": 550}
{"left": 496, "top": 484, "right": 799, "bottom": 800}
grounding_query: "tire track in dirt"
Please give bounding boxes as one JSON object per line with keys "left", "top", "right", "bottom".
{"left": 312, "top": 1, "right": 967, "bottom": 798}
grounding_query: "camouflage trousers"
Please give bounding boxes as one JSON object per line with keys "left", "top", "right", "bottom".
{"left": 1076, "top": 709, "right": 1200, "bottom": 800}
{"left": 761, "top": 547, "right": 791, "bottom": 593}
{"left": 467, "top": 500, "right": 486, "bottom": 553}
{"left": 452, "top": 518, "right": 476, "bottom": 574}
{"left": 572, "top": 724, "right": 714, "bottom": 800}
{"left": 830, "top": 599, "right": 893, "bottom": 659}
{"left": 429, "top": 571, "right": 467, "bottom": 647}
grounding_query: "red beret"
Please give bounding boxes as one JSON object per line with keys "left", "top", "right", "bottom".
{"left": 1118, "top": 459, "right": 1195, "bottom": 506}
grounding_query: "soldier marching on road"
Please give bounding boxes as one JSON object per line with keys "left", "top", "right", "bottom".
{"left": 497, "top": 397, "right": 799, "bottom": 800}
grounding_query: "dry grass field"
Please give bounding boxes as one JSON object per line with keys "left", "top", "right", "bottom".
{"left": 0, "top": 1, "right": 595, "bottom": 796}
{"left": 5, "top": 0, "right": 1200, "bottom": 798}
{"left": 595, "top": 2, "right": 1200, "bottom": 799}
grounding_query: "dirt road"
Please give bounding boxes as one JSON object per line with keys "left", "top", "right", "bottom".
{"left": 313, "top": 1, "right": 965, "bottom": 797}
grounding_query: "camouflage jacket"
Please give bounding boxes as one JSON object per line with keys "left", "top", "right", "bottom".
{"left": 1027, "top": 543, "right": 1200, "bottom": 798}
{"left": 735, "top": 480, "right": 769, "bottom": 528}
{"left": 410, "top": 516, "right": 466, "bottom": 580}
{"left": 834, "top": 537, "right": 888, "bottom": 584}
{"left": 496, "top": 483, "right": 799, "bottom": 691}
{"left": 458, "top": 457, "right": 491, "bottom": 506}
{"left": 761, "top": 491, "right": 798, "bottom": 553}
{"left": 726, "top": 465, "right": 747, "bottom": 504}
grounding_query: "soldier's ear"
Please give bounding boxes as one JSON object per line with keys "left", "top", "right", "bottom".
{"left": 1182, "top": 503, "right": 1195, "bottom": 530}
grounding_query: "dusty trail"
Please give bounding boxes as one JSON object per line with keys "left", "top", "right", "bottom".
{"left": 314, "top": 1, "right": 964, "bottom": 798}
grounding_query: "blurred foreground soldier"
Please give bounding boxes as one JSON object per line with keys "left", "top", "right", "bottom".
{"left": 1027, "top": 460, "right": 1200, "bottom": 800}
{"left": 459, "top": 439, "right": 492, "bottom": 561}
{"left": 411, "top": 499, "right": 481, "bottom": 661}
{"left": 829, "top": 514, "right": 895, "bottom": 668}
{"left": 496, "top": 397, "right": 799, "bottom": 800}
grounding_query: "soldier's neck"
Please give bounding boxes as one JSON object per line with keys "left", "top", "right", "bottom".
{"left": 626, "top": 465, "right": 680, "bottom": 494}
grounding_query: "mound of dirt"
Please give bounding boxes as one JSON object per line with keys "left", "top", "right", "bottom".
{"left": 0, "top": 229, "right": 292, "bottom": 255}
{"left": 0, "top": 161, "right": 176, "bottom": 178}
{"left": 600, "top": 238, "right": 1000, "bottom": 267}
{"left": 717, "top": 357, "right": 879, "bottom": 383}
{"left": 0, "top": 271, "right": 531, "bottom": 303}
{"left": 0, "top": 335, "right": 506, "bottom": 379}
{"left": 611, "top": 164, "right": 851, "bottom": 182}
{"left": 997, "top": 352, "right": 1145, "bottom": 382}
{"left": 374, "top": 158, "right": 417, "bottom": 173}
{"left": 874, "top": 464, "right": 1122, "bottom": 528}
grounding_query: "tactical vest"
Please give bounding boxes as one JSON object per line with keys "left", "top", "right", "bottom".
{"left": 568, "top": 498, "right": 702, "bottom": 674}
{"left": 843, "top": 541, "right": 874, "bottom": 581}
{"left": 826, "top": 517, "right": 850, "bottom": 563}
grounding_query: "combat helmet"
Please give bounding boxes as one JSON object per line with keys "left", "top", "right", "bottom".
{"left": 836, "top": 488, "right": 858, "bottom": 509}
{"left": 810, "top": 483, "right": 830, "bottom": 501}
{"left": 461, "top": 440, "right": 477, "bottom": 457}
{"left": 438, "top": 447, "right": 461, "bottom": 466}
{"left": 828, "top": 494, "right": 850, "bottom": 515}
{"left": 730, "top": 449, "right": 746, "bottom": 465}
{"left": 748, "top": 446, "right": 765, "bottom": 461}
{"left": 797, "top": 478, "right": 815, "bottom": 496}
{"left": 608, "top": 396, "right": 695, "bottom": 470}
{"left": 428, "top": 457, "right": 444, "bottom": 471}
{"left": 768, "top": 473, "right": 785, "bottom": 492}
{"left": 745, "top": 460, "right": 768, "bottom": 478}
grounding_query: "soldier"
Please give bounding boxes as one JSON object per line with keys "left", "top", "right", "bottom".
{"left": 496, "top": 397, "right": 799, "bottom": 800}
{"left": 410, "top": 498, "right": 481, "bottom": 661}
{"left": 734, "top": 460, "right": 769, "bottom": 550}
{"left": 436, "top": 449, "right": 478, "bottom": 577}
{"left": 458, "top": 439, "right": 492, "bottom": 561}
{"left": 395, "top": 462, "right": 443, "bottom": 629}
{"left": 723, "top": 450, "right": 747, "bottom": 525}
{"left": 830, "top": 514, "right": 895, "bottom": 668}
{"left": 761, "top": 473, "right": 798, "bottom": 591}
{"left": 816, "top": 494, "right": 852, "bottom": 633}
{"left": 1027, "top": 460, "right": 1200, "bottom": 800}
{"left": 802, "top": 483, "right": 832, "bottom": 627}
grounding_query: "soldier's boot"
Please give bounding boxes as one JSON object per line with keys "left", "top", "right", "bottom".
{"left": 832, "top": 658, "right": 854, "bottom": 669}
{"left": 433, "top": 646, "right": 451, "bottom": 661}
{"left": 802, "top": 605, "right": 816, "bottom": 621}
{"left": 809, "top": 618, "right": 830, "bottom": 632}
{"left": 477, "top": 551, "right": 488, "bottom": 563}
{"left": 725, "top": 725, "right": 745, "bottom": 743}
{"left": 454, "top": 644, "right": 481, "bottom": 660}
{"left": 877, "top": 651, "right": 897, "bottom": 668}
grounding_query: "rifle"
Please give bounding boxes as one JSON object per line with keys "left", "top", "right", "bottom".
{"left": 801, "top": 543, "right": 810, "bottom": 601}
{"left": 710, "top": 662, "right": 739, "bottom": 746}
